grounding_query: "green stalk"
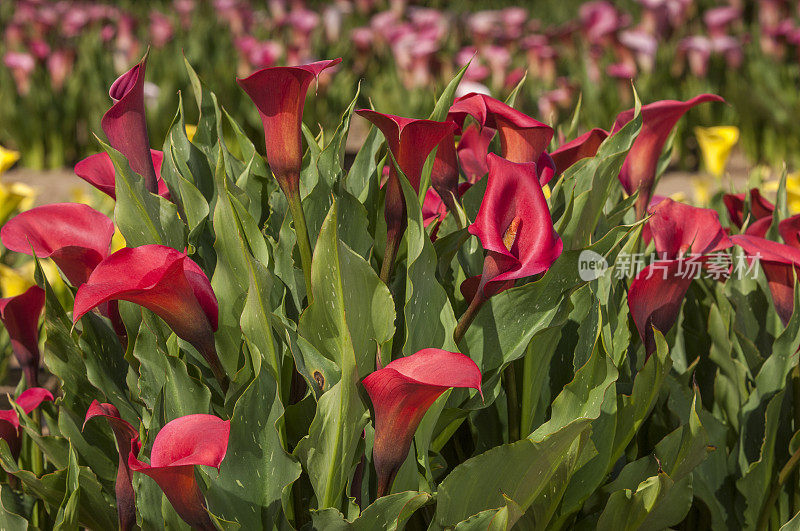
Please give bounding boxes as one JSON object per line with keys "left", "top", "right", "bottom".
{"left": 758, "top": 441, "right": 800, "bottom": 530}
{"left": 503, "top": 362, "right": 520, "bottom": 442}
{"left": 454, "top": 290, "right": 487, "bottom": 345}
{"left": 286, "top": 191, "right": 314, "bottom": 305}
{"left": 519, "top": 343, "right": 536, "bottom": 438}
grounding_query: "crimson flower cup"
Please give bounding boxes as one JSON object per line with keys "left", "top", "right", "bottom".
{"left": 74, "top": 150, "right": 169, "bottom": 200}
{"left": 0, "top": 388, "right": 53, "bottom": 459}
{"left": 0, "top": 286, "right": 44, "bottom": 387}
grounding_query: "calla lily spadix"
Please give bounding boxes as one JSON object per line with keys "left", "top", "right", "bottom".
{"left": 101, "top": 54, "right": 159, "bottom": 194}
{"left": 454, "top": 153, "right": 562, "bottom": 343}
{"left": 74, "top": 149, "right": 170, "bottom": 200}
{"left": 237, "top": 58, "right": 342, "bottom": 302}
{"left": 72, "top": 245, "right": 226, "bottom": 389}
{"left": 83, "top": 401, "right": 141, "bottom": 531}
{"left": 0, "top": 387, "right": 52, "bottom": 459}
{"left": 129, "top": 414, "right": 230, "bottom": 530}
{"left": 363, "top": 348, "right": 481, "bottom": 497}
{"left": 355, "top": 109, "right": 458, "bottom": 282}
{"left": 0, "top": 286, "right": 44, "bottom": 387}
{"left": 612, "top": 94, "right": 724, "bottom": 219}
{"left": 628, "top": 199, "right": 732, "bottom": 356}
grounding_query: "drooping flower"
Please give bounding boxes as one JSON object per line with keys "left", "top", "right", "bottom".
{"left": 1, "top": 203, "right": 114, "bottom": 286}
{"left": 73, "top": 245, "right": 225, "bottom": 386}
{"left": 83, "top": 401, "right": 141, "bottom": 531}
{"left": 0, "top": 286, "right": 44, "bottom": 387}
{"left": 694, "top": 126, "right": 739, "bottom": 177}
{"left": 355, "top": 110, "right": 457, "bottom": 280}
{"left": 613, "top": 94, "right": 725, "bottom": 218}
{"left": 628, "top": 199, "right": 733, "bottom": 356}
{"left": 0, "top": 388, "right": 53, "bottom": 458}
{"left": 237, "top": 59, "right": 341, "bottom": 199}
{"left": 74, "top": 150, "right": 169, "bottom": 200}
{"left": 129, "top": 414, "right": 230, "bottom": 530}
{"left": 101, "top": 55, "right": 159, "bottom": 194}
{"left": 731, "top": 235, "right": 800, "bottom": 326}
{"left": 363, "top": 349, "right": 481, "bottom": 497}
{"left": 455, "top": 154, "right": 562, "bottom": 342}
{"left": 550, "top": 128, "right": 609, "bottom": 175}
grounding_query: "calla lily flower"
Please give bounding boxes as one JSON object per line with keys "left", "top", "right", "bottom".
{"left": 0, "top": 286, "right": 44, "bottom": 387}
{"left": 363, "top": 348, "right": 481, "bottom": 497}
{"left": 731, "top": 235, "right": 800, "bottom": 326}
{"left": 612, "top": 94, "right": 724, "bottom": 218}
{"left": 455, "top": 154, "right": 562, "bottom": 342}
{"left": 83, "top": 401, "right": 141, "bottom": 531}
{"left": 779, "top": 215, "right": 800, "bottom": 249}
{"left": 694, "top": 126, "right": 739, "bottom": 178}
{"left": 628, "top": 199, "right": 732, "bottom": 356}
{"left": 74, "top": 150, "right": 169, "bottom": 200}
{"left": 129, "top": 414, "right": 230, "bottom": 530}
{"left": 430, "top": 131, "right": 459, "bottom": 214}
{"left": 72, "top": 245, "right": 226, "bottom": 386}
{"left": 457, "top": 123, "right": 494, "bottom": 183}
{"left": 448, "top": 92, "right": 553, "bottom": 167}
{"left": 0, "top": 182, "right": 36, "bottom": 225}
{"left": 0, "top": 145, "right": 20, "bottom": 175}
{"left": 101, "top": 55, "right": 159, "bottom": 194}
{"left": 0, "top": 388, "right": 53, "bottom": 458}
{"left": 355, "top": 109, "right": 457, "bottom": 281}
{"left": 550, "top": 128, "right": 609, "bottom": 175}
{"left": 237, "top": 59, "right": 341, "bottom": 197}
{"left": 1, "top": 203, "right": 114, "bottom": 286}
{"left": 723, "top": 188, "right": 774, "bottom": 228}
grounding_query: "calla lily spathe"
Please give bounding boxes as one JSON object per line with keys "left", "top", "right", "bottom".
{"left": 75, "top": 150, "right": 169, "bottom": 200}
{"left": 0, "top": 286, "right": 44, "bottom": 387}
{"left": 694, "top": 125, "right": 739, "bottom": 177}
{"left": 0, "top": 388, "right": 53, "bottom": 458}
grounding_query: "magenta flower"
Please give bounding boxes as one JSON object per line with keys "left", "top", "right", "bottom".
{"left": 0, "top": 388, "right": 53, "bottom": 458}
{"left": 2, "top": 203, "right": 114, "bottom": 287}
{"left": 779, "top": 215, "right": 800, "bottom": 249}
{"left": 457, "top": 123, "right": 494, "bottom": 183}
{"left": 613, "top": 94, "right": 725, "bottom": 218}
{"left": 101, "top": 55, "right": 159, "bottom": 194}
{"left": 74, "top": 150, "right": 169, "bottom": 200}
{"left": 628, "top": 199, "right": 732, "bottom": 356}
{"left": 363, "top": 349, "right": 481, "bottom": 497}
{"left": 430, "top": 131, "right": 459, "bottom": 214}
{"left": 129, "top": 414, "right": 230, "bottom": 530}
{"left": 550, "top": 128, "right": 609, "bottom": 174}
{"left": 723, "top": 189, "right": 774, "bottom": 229}
{"left": 84, "top": 401, "right": 141, "bottom": 531}
{"left": 73, "top": 245, "right": 225, "bottom": 386}
{"left": 0, "top": 286, "right": 45, "bottom": 387}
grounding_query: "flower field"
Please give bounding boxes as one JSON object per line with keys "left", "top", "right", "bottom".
{"left": 3, "top": 1, "right": 800, "bottom": 530}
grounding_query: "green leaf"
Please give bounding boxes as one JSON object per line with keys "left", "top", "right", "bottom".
{"left": 596, "top": 473, "right": 693, "bottom": 531}
{"left": 310, "top": 491, "right": 430, "bottom": 530}
{"left": 0, "top": 487, "right": 27, "bottom": 531}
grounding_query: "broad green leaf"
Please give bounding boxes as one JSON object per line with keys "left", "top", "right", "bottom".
{"left": 0, "top": 487, "right": 27, "bottom": 531}
{"left": 596, "top": 473, "right": 693, "bottom": 531}
{"left": 310, "top": 491, "right": 430, "bottom": 530}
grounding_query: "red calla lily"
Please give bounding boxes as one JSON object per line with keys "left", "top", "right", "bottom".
{"left": 779, "top": 215, "right": 800, "bottom": 249}
{"left": 449, "top": 92, "right": 553, "bottom": 165}
{"left": 83, "top": 401, "right": 141, "bottom": 531}
{"left": 362, "top": 348, "right": 481, "bottom": 497}
{"left": 430, "top": 131, "right": 459, "bottom": 214}
{"left": 457, "top": 123, "right": 494, "bottom": 183}
{"left": 628, "top": 199, "right": 732, "bottom": 356}
{"left": 129, "top": 414, "right": 230, "bottom": 530}
{"left": 2, "top": 203, "right": 114, "bottom": 286}
{"left": 74, "top": 150, "right": 170, "bottom": 200}
{"left": 0, "top": 388, "right": 53, "bottom": 459}
{"left": 422, "top": 183, "right": 472, "bottom": 242}
{"left": 455, "top": 154, "right": 562, "bottom": 342}
{"left": 72, "top": 245, "right": 225, "bottom": 386}
{"left": 237, "top": 59, "right": 341, "bottom": 197}
{"left": 550, "top": 127, "right": 609, "bottom": 174}
{"left": 355, "top": 109, "right": 457, "bottom": 281}
{"left": 612, "top": 94, "right": 724, "bottom": 218}
{"left": 731, "top": 235, "right": 800, "bottom": 326}
{"left": 723, "top": 188, "right": 774, "bottom": 228}
{"left": 0, "top": 286, "right": 44, "bottom": 387}
{"left": 101, "top": 55, "right": 158, "bottom": 194}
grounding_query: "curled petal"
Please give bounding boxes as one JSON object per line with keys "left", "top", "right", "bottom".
{"left": 14, "top": 387, "right": 53, "bottom": 414}
{"left": 731, "top": 235, "right": 800, "bottom": 326}
{"left": 723, "top": 189, "right": 774, "bottom": 228}
{"left": 780, "top": 215, "right": 800, "bottom": 249}
{"left": 363, "top": 349, "right": 481, "bottom": 497}
{"left": 237, "top": 59, "right": 341, "bottom": 194}
{"left": 0, "top": 286, "right": 44, "bottom": 386}
{"left": 1, "top": 203, "right": 114, "bottom": 286}
{"left": 73, "top": 245, "right": 222, "bottom": 381}
{"left": 647, "top": 198, "right": 732, "bottom": 259}
{"left": 0, "top": 388, "right": 52, "bottom": 458}
{"left": 101, "top": 55, "right": 158, "bottom": 193}
{"left": 74, "top": 150, "right": 169, "bottom": 200}
{"left": 449, "top": 92, "right": 553, "bottom": 164}
{"left": 128, "top": 414, "right": 230, "bottom": 530}
{"left": 537, "top": 151, "right": 556, "bottom": 186}
{"left": 613, "top": 94, "right": 724, "bottom": 216}
{"left": 550, "top": 128, "right": 609, "bottom": 174}
{"left": 628, "top": 261, "right": 694, "bottom": 357}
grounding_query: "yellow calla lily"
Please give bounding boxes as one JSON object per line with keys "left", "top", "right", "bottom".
{"left": 0, "top": 145, "right": 20, "bottom": 175}
{"left": 0, "top": 181, "right": 36, "bottom": 223}
{"left": 694, "top": 126, "right": 739, "bottom": 178}
{"left": 766, "top": 171, "right": 800, "bottom": 214}
{"left": 0, "top": 264, "right": 33, "bottom": 298}
{"left": 185, "top": 124, "right": 197, "bottom": 142}
{"left": 111, "top": 227, "right": 127, "bottom": 253}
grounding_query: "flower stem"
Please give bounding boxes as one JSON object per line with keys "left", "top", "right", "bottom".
{"left": 758, "top": 439, "right": 800, "bottom": 530}
{"left": 286, "top": 190, "right": 314, "bottom": 306}
{"left": 503, "top": 362, "right": 520, "bottom": 442}
{"left": 454, "top": 290, "right": 487, "bottom": 345}
{"left": 380, "top": 233, "right": 400, "bottom": 285}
